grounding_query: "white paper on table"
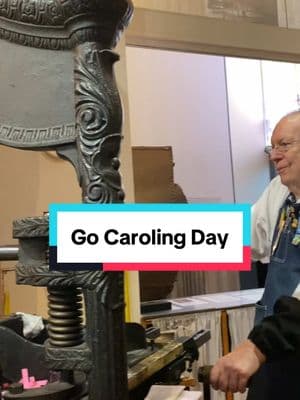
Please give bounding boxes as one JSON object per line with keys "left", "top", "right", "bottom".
{"left": 178, "top": 390, "right": 203, "bottom": 400}
{"left": 144, "top": 385, "right": 184, "bottom": 400}
{"left": 144, "top": 385, "right": 202, "bottom": 400}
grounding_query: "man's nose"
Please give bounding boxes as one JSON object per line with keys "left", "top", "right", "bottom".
{"left": 270, "top": 149, "right": 283, "bottom": 162}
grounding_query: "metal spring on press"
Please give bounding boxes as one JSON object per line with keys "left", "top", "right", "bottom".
{"left": 47, "top": 287, "right": 84, "bottom": 347}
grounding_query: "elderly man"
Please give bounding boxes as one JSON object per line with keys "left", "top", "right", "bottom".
{"left": 210, "top": 111, "right": 300, "bottom": 399}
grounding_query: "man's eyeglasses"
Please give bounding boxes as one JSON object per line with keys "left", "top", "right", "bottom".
{"left": 265, "top": 140, "right": 300, "bottom": 155}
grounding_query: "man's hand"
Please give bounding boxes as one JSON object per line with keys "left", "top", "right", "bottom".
{"left": 210, "top": 339, "right": 266, "bottom": 393}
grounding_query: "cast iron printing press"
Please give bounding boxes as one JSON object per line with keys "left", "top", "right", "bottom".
{"left": 0, "top": 1, "right": 210, "bottom": 399}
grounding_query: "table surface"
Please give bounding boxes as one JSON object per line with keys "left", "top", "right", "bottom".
{"left": 141, "top": 288, "right": 264, "bottom": 319}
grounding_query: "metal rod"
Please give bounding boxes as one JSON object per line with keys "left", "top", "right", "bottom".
{"left": 0, "top": 245, "right": 19, "bottom": 261}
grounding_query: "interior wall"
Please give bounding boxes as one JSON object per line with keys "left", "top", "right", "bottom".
{"left": 126, "top": 46, "right": 271, "bottom": 206}
{"left": 126, "top": 46, "right": 235, "bottom": 204}
{"left": 126, "top": 46, "right": 241, "bottom": 295}
{"left": 1, "top": 149, "right": 40, "bottom": 314}
{"left": 1, "top": 148, "right": 81, "bottom": 316}
{"left": 283, "top": 0, "right": 300, "bottom": 28}
{"left": 125, "top": 46, "right": 273, "bottom": 296}
{"left": 225, "top": 58, "right": 270, "bottom": 203}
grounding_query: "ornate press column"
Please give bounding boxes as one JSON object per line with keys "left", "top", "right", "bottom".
{"left": 70, "top": 3, "right": 133, "bottom": 399}
{"left": 0, "top": 1, "right": 133, "bottom": 400}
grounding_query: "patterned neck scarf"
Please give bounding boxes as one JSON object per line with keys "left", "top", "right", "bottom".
{"left": 272, "top": 193, "right": 300, "bottom": 255}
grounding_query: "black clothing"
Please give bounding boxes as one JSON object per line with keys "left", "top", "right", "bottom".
{"left": 246, "top": 296, "right": 300, "bottom": 400}
{"left": 249, "top": 296, "right": 300, "bottom": 362}
{"left": 246, "top": 358, "right": 300, "bottom": 400}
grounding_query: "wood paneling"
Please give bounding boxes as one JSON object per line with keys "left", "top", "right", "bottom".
{"left": 126, "top": 8, "right": 300, "bottom": 63}
{"left": 133, "top": 0, "right": 278, "bottom": 26}
{"left": 285, "top": 0, "right": 300, "bottom": 28}
{"left": 277, "top": 0, "right": 288, "bottom": 27}
{"left": 133, "top": 1, "right": 300, "bottom": 32}
{"left": 133, "top": 0, "right": 206, "bottom": 16}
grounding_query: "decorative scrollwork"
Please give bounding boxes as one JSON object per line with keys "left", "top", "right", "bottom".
{"left": 16, "top": 264, "right": 120, "bottom": 299}
{"left": 0, "top": 0, "right": 133, "bottom": 49}
{"left": 13, "top": 216, "right": 49, "bottom": 238}
{"left": 16, "top": 264, "right": 95, "bottom": 287}
{"left": 75, "top": 44, "right": 124, "bottom": 203}
{"left": 0, "top": 0, "right": 65, "bottom": 26}
{"left": 0, "top": 27, "right": 72, "bottom": 48}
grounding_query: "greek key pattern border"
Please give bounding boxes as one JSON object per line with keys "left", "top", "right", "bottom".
{"left": 0, "top": 123, "right": 76, "bottom": 148}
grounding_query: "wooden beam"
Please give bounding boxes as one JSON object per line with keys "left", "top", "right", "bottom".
{"left": 126, "top": 8, "right": 300, "bottom": 62}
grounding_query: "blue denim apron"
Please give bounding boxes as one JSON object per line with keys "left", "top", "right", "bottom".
{"left": 247, "top": 195, "right": 300, "bottom": 400}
